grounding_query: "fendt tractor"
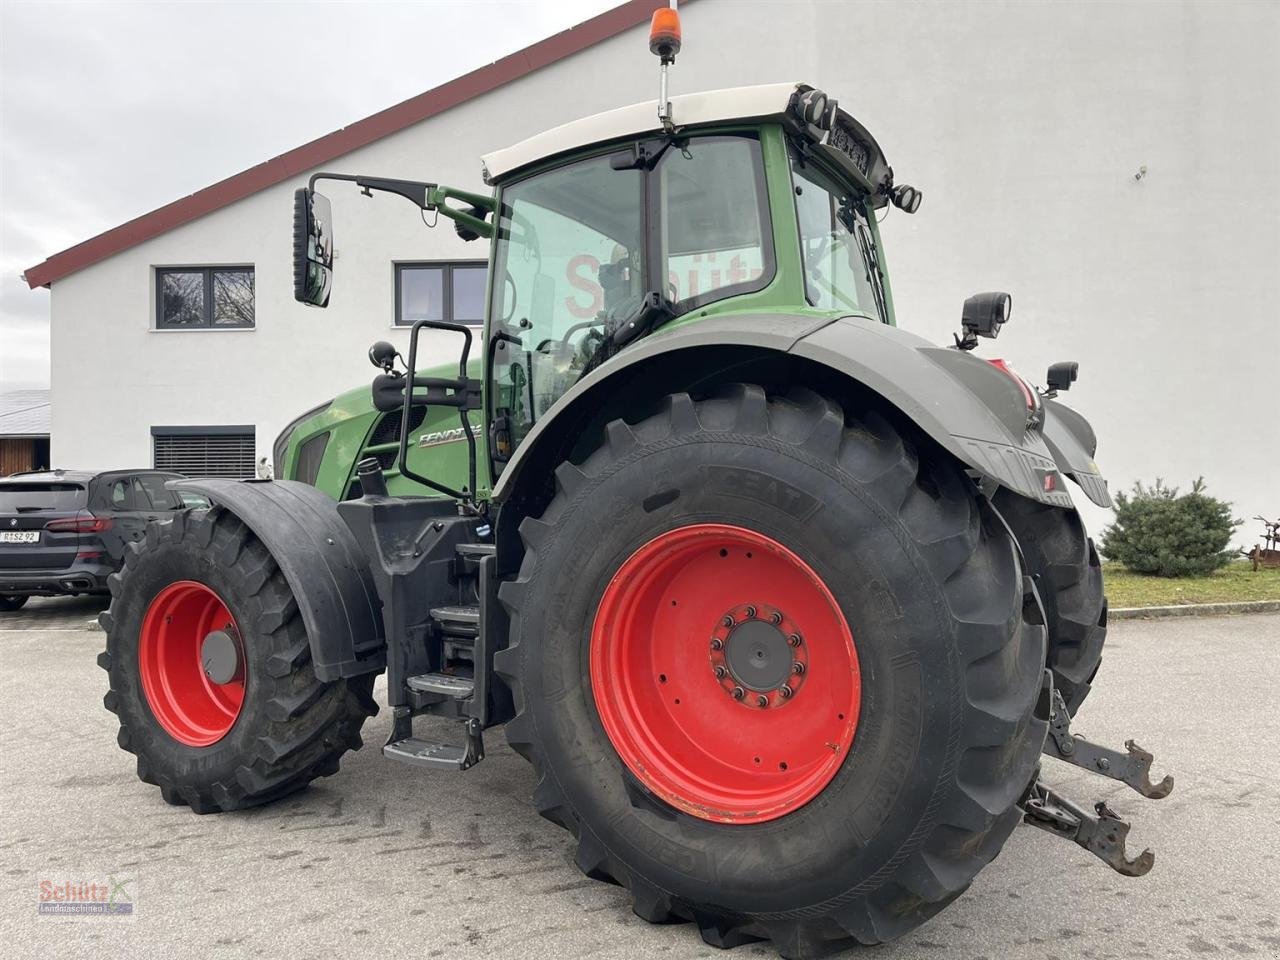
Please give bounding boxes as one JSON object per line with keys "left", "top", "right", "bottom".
{"left": 100, "top": 10, "right": 1172, "bottom": 956}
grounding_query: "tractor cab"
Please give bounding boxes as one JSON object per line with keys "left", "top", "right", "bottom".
{"left": 293, "top": 79, "right": 923, "bottom": 499}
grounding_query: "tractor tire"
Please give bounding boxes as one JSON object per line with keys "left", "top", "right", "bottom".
{"left": 98, "top": 507, "right": 377, "bottom": 814}
{"left": 0, "top": 594, "right": 29, "bottom": 612}
{"left": 993, "top": 490, "right": 1107, "bottom": 715}
{"left": 496, "top": 385, "right": 1048, "bottom": 958}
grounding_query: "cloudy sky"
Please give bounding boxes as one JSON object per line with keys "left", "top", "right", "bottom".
{"left": 0, "top": 0, "right": 617, "bottom": 387}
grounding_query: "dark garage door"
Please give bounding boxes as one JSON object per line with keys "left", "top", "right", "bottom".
{"left": 152, "top": 426, "right": 255, "bottom": 479}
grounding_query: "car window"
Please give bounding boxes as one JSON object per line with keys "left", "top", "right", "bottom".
{"left": 0, "top": 483, "right": 87, "bottom": 511}
{"left": 106, "top": 477, "right": 148, "bottom": 511}
{"left": 108, "top": 479, "right": 133, "bottom": 510}
{"left": 137, "top": 474, "right": 182, "bottom": 511}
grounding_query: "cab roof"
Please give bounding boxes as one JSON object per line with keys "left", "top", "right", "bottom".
{"left": 481, "top": 81, "right": 894, "bottom": 196}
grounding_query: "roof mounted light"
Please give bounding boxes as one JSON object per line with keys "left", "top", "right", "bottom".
{"left": 650, "top": 5, "right": 682, "bottom": 133}
{"left": 649, "top": 6, "right": 681, "bottom": 61}
{"left": 892, "top": 183, "right": 923, "bottom": 214}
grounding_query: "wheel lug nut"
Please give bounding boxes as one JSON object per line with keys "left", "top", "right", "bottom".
{"left": 788, "top": 633, "right": 801, "bottom": 647}
{"left": 722, "top": 616, "right": 735, "bottom": 627}
{"left": 710, "top": 638, "right": 723, "bottom": 651}
{"left": 770, "top": 612, "right": 782, "bottom": 625}
{"left": 714, "top": 666, "right": 727, "bottom": 679}
{"left": 778, "top": 685, "right": 793, "bottom": 699}
{"left": 744, "top": 605, "right": 756, "bottom": 619}
{"left": 756, "top": 694, "right": 768, "bottom": 708}
{"left": 792, "top": 661, "right": 805, "bottom": 675}
{"left": 732, "top": 686, "right": 745, "bottom": 700}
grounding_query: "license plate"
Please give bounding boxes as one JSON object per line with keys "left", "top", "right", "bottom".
{"left": 0, "top": 531, "right": 40, "bottom": 544}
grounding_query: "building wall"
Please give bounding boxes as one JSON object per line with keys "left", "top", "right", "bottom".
{"left": 49, "top": 0, "right": 1280, "bottom": 540}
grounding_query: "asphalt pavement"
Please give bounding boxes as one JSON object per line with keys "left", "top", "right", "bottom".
{"left": 1, "top": 596, "right": 1276, "bottom": 960}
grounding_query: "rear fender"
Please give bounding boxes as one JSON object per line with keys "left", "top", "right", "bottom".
{"left": 492, "top": 314, "right": 1093, "bottom": 516}
{"left": 167, "top": 478, "right": 384, "bottom": 681}
{"left": 1039, "top": 398, "right": 1112, "bottom": 508}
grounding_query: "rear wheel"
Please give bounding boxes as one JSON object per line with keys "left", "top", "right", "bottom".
{"left": 497, "top": 385, "right": 1048, "bottom": 957}
{"left": 0, "top": 595, "right": 28, "bottom": 612}
{"left": 99, "top": 507, "right": 377, "bottom": 813}
{"left": 994, "top": 490, "right": 1107, "bottom": 715}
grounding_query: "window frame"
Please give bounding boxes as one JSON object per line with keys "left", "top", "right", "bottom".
{"left": 393, "top": 260, "right": 488, "bottom": 328}
{"left": 154, "top": 267, "right": 254, "bottom": 330}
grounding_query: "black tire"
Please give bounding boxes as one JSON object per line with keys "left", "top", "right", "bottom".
{"left": 496, "top": 384, "right": 1048, "bottom": 957}
{"left": 0, "top": 594, "right": 29, "bottom": 612}
{"left": 98, "top": 507, "right": 377, "bottom": 814}
{"left": 993, "top": 490, "right": 1107, "bottom": 715}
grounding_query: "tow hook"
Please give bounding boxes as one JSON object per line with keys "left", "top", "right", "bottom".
{"left": 1042, "top": 688, "right": 1174, "bottom": 799}
{"left": 1022, "top": 778, "right": 1155, "bottom": 877}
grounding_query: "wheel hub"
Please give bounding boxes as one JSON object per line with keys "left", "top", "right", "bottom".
{"left": 710, "top": 603, "right": 808, "bottom": 708}
{"left": 200, "top": 629, "right": 243, "bottom": 686}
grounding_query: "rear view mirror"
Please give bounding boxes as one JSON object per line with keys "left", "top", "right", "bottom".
{"left": 293, "top": 188, "right": 334, "bottom": 306}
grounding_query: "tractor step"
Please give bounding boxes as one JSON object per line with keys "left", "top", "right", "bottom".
{"left": 431, "top": 604, "right": 480, "bottom": 639}
{"left": 406, "top": 672, "right": 474, "bottom": 698}
{"left": 383, "top": 709, "right": 484, "bottom": 771}
{"left": 1042, "top": 688, "right": 1174, "bottom": 799}
{"left": 1021, "top": 777, "right": 1154, "bottom": 877}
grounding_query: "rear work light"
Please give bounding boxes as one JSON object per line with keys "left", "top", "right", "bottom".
{"left": 45, "top": 514, "right": 113, "bottom": 533}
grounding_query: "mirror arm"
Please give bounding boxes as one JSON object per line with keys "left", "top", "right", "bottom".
{"left": 306, "top": 173, "right": 494, "bottom": 239}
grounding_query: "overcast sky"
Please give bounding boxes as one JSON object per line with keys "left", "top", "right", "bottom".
{"left": 0, "top": 0, "right": 618, "bottom": 388}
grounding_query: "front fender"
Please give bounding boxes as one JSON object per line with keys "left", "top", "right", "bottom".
{"left": 167, "top": 478, "right": 385, "bottom": 681}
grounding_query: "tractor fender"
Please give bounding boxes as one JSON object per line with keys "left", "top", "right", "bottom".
{"left": 166, "top": 478, "right": 385, "bottom": 682}
{"left": 492, "top": 313, "right": 1090, "bottom": 510}
{"left": 1039, "top": 398, "right": 1112, "bottom": 507}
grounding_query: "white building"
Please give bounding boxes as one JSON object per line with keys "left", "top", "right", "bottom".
{"left": 22, "top": 0, "right": 1280, "bottom": 540}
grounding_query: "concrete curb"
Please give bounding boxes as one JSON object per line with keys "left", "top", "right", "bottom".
{"left": 1109, "top": 599, "right": 1280, "bottom": 620}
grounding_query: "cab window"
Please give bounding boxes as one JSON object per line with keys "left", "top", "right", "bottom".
{"left": 660, "top": 136, "right": 773, "bottom": 310}
{"left": 790, "top": 152, "right": 885, "bottom": 321}
{"left": 490, "top": 153, "right": 645, "bottom": 451}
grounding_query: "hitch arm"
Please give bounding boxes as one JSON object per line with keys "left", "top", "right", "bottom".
{"left": 1022, "top": 779, "right": 1155, "bottom": 877}
{"left": 1043, "top": 689, "right": 1174, "bottom": 799}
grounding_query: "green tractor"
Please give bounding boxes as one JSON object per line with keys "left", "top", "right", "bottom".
{"left": 100, "top": 14, "right": 1171, "bottom": 957}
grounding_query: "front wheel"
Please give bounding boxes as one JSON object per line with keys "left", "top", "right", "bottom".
{"left": 497, "top": 385, "right": 1049, "bottom": 957}
{"left": 99, "top": 507, "right": 377, "bottom": 813}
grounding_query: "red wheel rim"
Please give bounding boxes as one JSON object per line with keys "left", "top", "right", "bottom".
{"left": 138, "top": 580, "right": 245, "bottom": 747}
{"left": 590, "top": 524, "right": 861, "bottom": 824}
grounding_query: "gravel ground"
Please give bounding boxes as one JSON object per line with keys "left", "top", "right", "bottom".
{"left": 1, "top": 595, "right": 1277, "bottom": 960}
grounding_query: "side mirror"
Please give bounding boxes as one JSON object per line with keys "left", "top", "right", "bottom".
{"left": 961, "top": 291, "right": 1011, "bottom": 340}
{"left": 1047, "top": 361, "right": 1078, "bottom": 392}
{"left": 293, "top": 188, "right": 334, "bottom": 307}
{"left": 368, "top": 340, "right": 398, "bottom": 372}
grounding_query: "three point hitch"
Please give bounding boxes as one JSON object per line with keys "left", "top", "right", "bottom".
{"left": 1022, "top": 686, "right": 1174, "bottom": 877}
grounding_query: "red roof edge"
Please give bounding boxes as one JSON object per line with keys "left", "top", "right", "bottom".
{"left": 23, "top": 0, "right": 670, "bottom": 289}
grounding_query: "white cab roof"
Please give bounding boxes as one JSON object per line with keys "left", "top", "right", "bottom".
{"left": 482, "top": 81, "right": 803, "bottom": 182}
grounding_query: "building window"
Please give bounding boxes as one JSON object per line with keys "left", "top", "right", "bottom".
{"left": 152, "top": 426, "right": 256, "bottom": 479}
{"left": 395, "top": 262, "right": 486, "bottom": 327}
{"left": 156, "top": 267, "right": 255, "bottom": 329}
